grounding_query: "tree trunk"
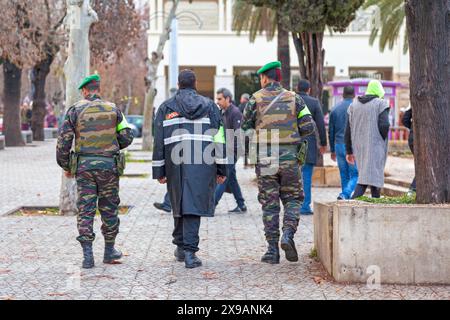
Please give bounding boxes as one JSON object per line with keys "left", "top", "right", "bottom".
{"left": 405, "top": 0, "right": 450, "bottom": 204}
{"left": 2, "top": 60, "right": 25, "bottom": 147}
{"left": 293, "top": 32, "right": 326, "bottom": 167}
{"left": 59, "top": 0, "right": 98, "bottom": 216}
{"left": 142, "top": 0, "right": 180, "bottom": 151}
{"left": 292, "top": 32, "right": 307, "bottom": 80}
{"left": 300, "top": 32, "right": 324, "bottom": 99}
{"left": 277, "top": 15, "right": 291, "bottom": 90}
{"left": 31, "top": 55, "right": 54, "bottom": 141}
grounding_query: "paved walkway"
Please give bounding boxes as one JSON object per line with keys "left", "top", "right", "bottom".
{"left": 0, "top": 139, "right": 448, "bottom": 300}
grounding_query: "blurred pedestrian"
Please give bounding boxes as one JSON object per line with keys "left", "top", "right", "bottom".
{"left": 297, "top": 80, "right": 327, "bottom": 215}
{"left": 329, "top": 86, "right": 358, "bottom": 200}
{"left": 345, "top": 80, "right": 390, "bottom": 199}
{"left": 402, "top": 106, "right": 416, "bottom": 195}
{"left": 215, "top": 88, "right": 247, "bottom": 213}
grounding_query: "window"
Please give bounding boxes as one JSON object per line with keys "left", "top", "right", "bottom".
{"left": 165, "top": 0, "right": 219, "bottom": 31}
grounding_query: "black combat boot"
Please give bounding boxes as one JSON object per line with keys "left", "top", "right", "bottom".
{"left": 174, "top": 247, "right": 185, "bottom": 262}
{"left": 281, "top": 229, "right": 298, "bottom": 262}
{"left": 184, "top": 251, "right": 202, "bottom": 269}
{"left": 81, "top": 242, "right": 95, "bottom": 269}
{"left": 103, "top": 243, "right": 123, "bottom": 264}
{"left": 261, "top": 242, "right": 280, "bottom": 264}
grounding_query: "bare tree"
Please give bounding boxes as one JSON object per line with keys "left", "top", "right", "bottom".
{"left": 141, "top": 0, "right": 181, "bottom": 151}
{"left": 59, "top": 0, "right": 98, "bottom": 216}
{"left": 0, "top": 1, "right": 43, "bottom": 146}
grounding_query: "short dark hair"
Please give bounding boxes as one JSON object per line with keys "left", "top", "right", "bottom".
{"left": 85, "top": 81, "right": 100, "bottom": 91}
{"left": 178, "top": 69, "right": 196, "bottom": 89}
{"left": 297, "top": 79, "right": 310, "bottom": 93}
{"left": 262, "top": 68, "right": 281, "bottom": 82}
{"left": 216, "top": 88, "right": 233, "bottom": 102}
{"left": 343, "top": 86, "right": 355, "bottom": 98}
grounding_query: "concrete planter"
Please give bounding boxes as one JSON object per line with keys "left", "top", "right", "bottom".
{"left": 312, "top": 166, "right": 341, "bottom": 187}
{"left": 314, "top": 201, "right": 450, "bottom": 285}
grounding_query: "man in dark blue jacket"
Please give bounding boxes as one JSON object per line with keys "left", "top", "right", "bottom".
{"left": 152, "top": 70, "right": 227, "bottom": 269}
{"left": 329, "top": 86, "right": 358, "bottom": 200}
{"left": 297, "top": 80, "right": 327, "bottom": 215}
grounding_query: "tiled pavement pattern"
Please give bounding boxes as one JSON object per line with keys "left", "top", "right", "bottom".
{"left": 1, "top": 139, "right": 449, "bottom": 300}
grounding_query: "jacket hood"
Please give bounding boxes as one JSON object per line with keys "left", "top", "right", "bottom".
{"left": 173, "top": 89, "right": 211, "bottom": 120}
{"left": 358, "top": 95, "right": 379, "bottom": 104}
{"left": 366, "top": 80, "right": 385, "bottom": 98}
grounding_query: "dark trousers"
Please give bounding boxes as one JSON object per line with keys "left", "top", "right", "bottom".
{"left": 352, "top": 184, "right": 381, "bottom": 199}
{"left": 162, "top": 192, "right": 172, "bottom": 210}
{"left": 215, "top": 163, "right": 245, "bottom": 208}
{"left": 409, "top": 140, "right": 417, "bottom": 192}
{"left": 172, "top": 215, "right": 201, "bottom": 253}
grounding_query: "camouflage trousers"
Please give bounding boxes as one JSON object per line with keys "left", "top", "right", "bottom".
{"left": 256, "top": 159, "right": 304, "bottom": 243}
{"left": 75, "top": 170, "right": 120, "bottom": 244}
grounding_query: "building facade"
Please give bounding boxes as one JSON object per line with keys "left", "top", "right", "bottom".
{"left": 148, "top": 0, "right": 410, "bottom": 113}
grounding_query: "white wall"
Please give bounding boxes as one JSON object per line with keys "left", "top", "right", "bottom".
{"left": 148, "top": 15, "right": 410, "bottom": 106}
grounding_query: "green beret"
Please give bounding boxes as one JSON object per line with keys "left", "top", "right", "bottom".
{"left": 78, "top": 74, "right": 101, "bottom": 90}
{"left": 257, "top": 61, "right": 282, "bottom": 75}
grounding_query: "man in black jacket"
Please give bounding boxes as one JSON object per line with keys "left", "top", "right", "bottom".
{"left": 152, "top": 70, "right": 227, "bottom": 269}
{"left": 215, "top": 88, "right": 247, "bottom": 213}
{"left": 297, "top": 80, "right": 328, "bottom": 215}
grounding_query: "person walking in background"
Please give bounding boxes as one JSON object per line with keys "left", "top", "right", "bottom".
{"left": 329, "top": 86, "right": 359, "bottom": 200}
{"left": 238, "top": 93, "right": 250, "bottom": 114}
{"left": 297, "top": 80, "right": 327, "bottom": 215}
{"left": 214, "top": 88, "right": 247, "bottom": 213}
{"left": 402, "top": 106, "right": 416, "bottom": 195}
{"left": 238, "top": 93, "right": 251, "bottom": 166}
{"left": 345, "top": 80, "right": 390, "bottom": 199}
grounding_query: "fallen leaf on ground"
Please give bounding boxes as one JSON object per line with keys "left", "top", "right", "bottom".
{"left": 0, "top": 296, "right": 15, "bottom": 300}
{"left": 201, "top": 271, "right": 218, "bottom": 280}
{"left": 165, "top": 278, "right": 177, "bottom": 285}
{"left": 0, "top": 269, "right": 11, "bottom": 274}
{"left": 313, "top": 276, "right": 325, "bottom": 284}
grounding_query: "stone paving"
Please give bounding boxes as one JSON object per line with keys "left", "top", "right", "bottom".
{"left": 0, "top": 139, "right": 449, "bottom": 300}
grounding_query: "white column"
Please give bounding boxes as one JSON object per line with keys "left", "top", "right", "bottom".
{"left": 169, "top": 18, "right": 179, "bottom": 97}
{"left": 157, "top": 0, "right": 164, "bottom": 32}
{"left": 226, "top": 0, "right": 233, "bottom": 32}
{"left": 219, "top": 0, "right": 225, "bottom": 32}
{"left": 154, "top": 63, "right": 167, "bottom": 111}
{"left": 149, "top": 0, "right": 157, "bottom": 31}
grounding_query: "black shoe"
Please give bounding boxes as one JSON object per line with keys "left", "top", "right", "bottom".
{"left": 174, "top": 247, "right": 185, "bottom": 262}
{"left": 81, "top": 242, "right": 95, "bottom": 269}
{"left": 154, "top": 202, "right": 171, "bottom": 213}
{"left": 229, "top": 206, "right": 247, "bottom": 214}
{"left": 261, "top": 242, "right": 280, "bottom": 264}
{"left": 103, "top": 243, "right": 123, "bottom": 264}
{"left": 280, "top": 229, "right": 298, "bottom": 262}
{"left": 184, "top": 251, "right": 202, "bottom": 269}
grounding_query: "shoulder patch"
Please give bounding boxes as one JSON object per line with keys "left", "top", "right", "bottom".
{"left": 166, "top": 112, "right": 180, "bottom": 120}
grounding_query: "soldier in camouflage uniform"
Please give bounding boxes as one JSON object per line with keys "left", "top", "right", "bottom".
{"left": 56, "top": 74, "right": 134, "bottom": 269}
{"left": 242, "top": 61, "right": 315, "bottom": 264}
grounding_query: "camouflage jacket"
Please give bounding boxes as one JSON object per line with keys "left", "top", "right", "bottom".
{"left": 242, "top": 82, "right": 315, "bottom": 160}
{"left": 56, "top": 94, "right": 134, "bottom": 173}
